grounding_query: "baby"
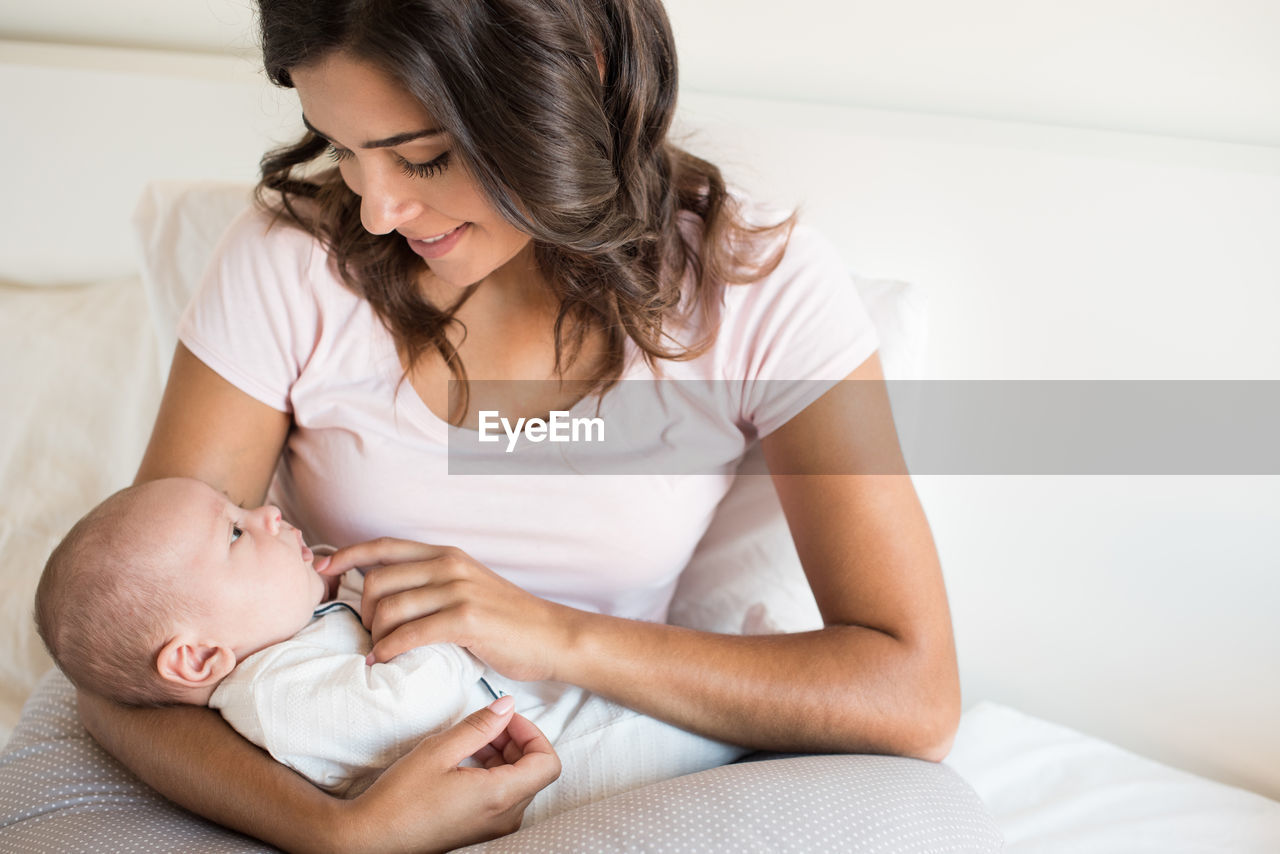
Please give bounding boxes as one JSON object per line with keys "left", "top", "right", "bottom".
{"left": 35, "top": 477, "right": 744, "bottom": 819}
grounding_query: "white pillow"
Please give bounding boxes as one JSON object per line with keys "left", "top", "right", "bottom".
{"left": 130, "top": 181, "right": 929, "bottom": 637}
{"left": 0, "top": 275, "right": 164, "bottom": 740}
{"left": 133, "top": 181, "right": 257, "bottom": 376}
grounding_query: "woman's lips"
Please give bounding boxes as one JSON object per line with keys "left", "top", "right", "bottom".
{"left": 406, "top": 223, "right": 470, "bottom": 259}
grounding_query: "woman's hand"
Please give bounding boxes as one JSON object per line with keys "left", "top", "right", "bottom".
{"left": 339, "top": 696, "right": 561, "bottom": 854}
{"left": 79, "top": 690, "right": 558, "bottom": 854}
{"left": 316, "top": 539, "right": 576, "bottom": 681}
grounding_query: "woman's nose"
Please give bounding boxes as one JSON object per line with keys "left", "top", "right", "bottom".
{"left": 360, "top": 168, "right": 426, "bottom": 235}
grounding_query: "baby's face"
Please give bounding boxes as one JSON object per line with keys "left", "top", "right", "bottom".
{"left": 138, "top": 478, "right": 328, "bottom": 657}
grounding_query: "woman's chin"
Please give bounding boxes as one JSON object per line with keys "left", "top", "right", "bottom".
{"left": 425, "top": 264, "right": 481, "bottom": 288}
{"left": 417, "top": 264, "right": 493, "bottom": 302}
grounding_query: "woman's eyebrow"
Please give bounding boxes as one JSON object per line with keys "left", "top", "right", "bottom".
{"left": 301, "top": 114, "right": 443, "bottom": 149}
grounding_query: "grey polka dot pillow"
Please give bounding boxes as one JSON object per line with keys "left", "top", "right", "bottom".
{"left": 0, "top": 670, "right": 271, "bottom": 853}
{"left": 463, "top": 754, "right": 1002, "bottom": 852}
{"left": 1, "top": 670, "right": 1001, "bottom": 852}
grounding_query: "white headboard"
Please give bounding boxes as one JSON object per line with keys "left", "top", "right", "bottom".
{"left": 0, "top": 40, "right": 296, "bottom": 285}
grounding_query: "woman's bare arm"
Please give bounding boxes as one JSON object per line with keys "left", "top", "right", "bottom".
{"left": 78, "top": 695, "right": 351, "bottom": 851}
{"left": 558, "top": 352, "right": 959, "bottom": 757}
{"left": 135, "top": 343, "right": 290, "bottom": 505}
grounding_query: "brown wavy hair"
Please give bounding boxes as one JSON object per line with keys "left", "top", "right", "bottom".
{"left": 255, "top": 0, "right": 794, "bottom": 423}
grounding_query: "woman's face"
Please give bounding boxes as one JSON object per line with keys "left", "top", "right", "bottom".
{"left": 290, "top": 52, "right": 534, "bottom": 291}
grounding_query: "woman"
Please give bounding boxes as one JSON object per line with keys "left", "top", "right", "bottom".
{"left": 78, "top": 0, "right": 960, "bottom": 850}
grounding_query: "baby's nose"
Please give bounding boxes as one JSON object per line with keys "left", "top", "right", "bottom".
{"left": 257, "top": 504, "right": 283, "bottom": 535}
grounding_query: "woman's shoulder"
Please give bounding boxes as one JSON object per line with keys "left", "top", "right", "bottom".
{"left": 715, "top": 199, "right": 853, "bottom": 322}
{"left": 707, "top": 199, "right": 878, "bottom": 384}
{"left": 680, "top": 191, "right": 846, "bottom": 291}
{"left": 671, "top": 192, "right": 842, "bottom": 322}
{"left": 179, "top": 201, "right": 368, "bottom": 404}
{"left": 217, "top": 202, "right": 328, "bottom": 269}
{"left": 207, "top": 202, "right": 361, "bottom": 313}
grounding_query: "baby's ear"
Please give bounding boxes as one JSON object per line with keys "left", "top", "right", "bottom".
{"left": 156, "top": 637, "right": 237, "bottom": 688}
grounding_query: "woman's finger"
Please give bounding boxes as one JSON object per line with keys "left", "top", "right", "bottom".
{"left": 470, "top": 711, "right": 544, "bottom": 769}
{"left": 315, "top": 536, "right": 455, "bottom": 576}
{"left": 468, "top": 740, "right": 560, "bottom": 805}
{"left": 359, "top": 554, "right": 469, "bottom": 625}
{"left": 502, "top": 711, "right": 558, "bottom": 764}
{"left": 471, "top": 741, "right": 503, "bottom": 769}
{"left": 366, "top": 583, "right": 460, "bottom": 643}
{"left": 471, "top": 713, "right": 559, "bottom": 770}
{"left": 488, "top": 714, "right": 561, "bottom": 787}
{"left": 367, "top": 608, "right": 465, "bottom": 663}
{"left": 422, "top": 696, "right": 516, "bottom": 769}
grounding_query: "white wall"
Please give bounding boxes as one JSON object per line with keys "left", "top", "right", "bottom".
{"left": 2, "top": 1, "right": 1277, "bottom": 145}
{"left": 667, "top": 0, "right": 1280, "bottom": 146}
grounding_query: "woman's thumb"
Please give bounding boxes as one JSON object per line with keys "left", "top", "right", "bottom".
{"left": 434, "top": 696, "right": 515, "bottom": 764}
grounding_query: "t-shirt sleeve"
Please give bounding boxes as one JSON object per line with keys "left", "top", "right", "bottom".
{"left": 723, "top": 224, "right": 880, "bottom": 438}
{"left": 177, "top": 207, "right": 323, "bottom": 413}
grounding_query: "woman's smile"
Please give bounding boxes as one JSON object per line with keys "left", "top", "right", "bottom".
{"left": 405, "top": 223, "right": 471, "bottom": 259}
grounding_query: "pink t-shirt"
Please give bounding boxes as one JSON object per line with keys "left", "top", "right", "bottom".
{"left": 178, "top": 205, "right": 878, "bottom": 622}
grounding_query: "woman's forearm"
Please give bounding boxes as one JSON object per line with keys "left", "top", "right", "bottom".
{"left": 78, "top": 690, "right": 349, "bottom": 853}
{"left": 555, "top": 615, "right": 959, "bottom": 760}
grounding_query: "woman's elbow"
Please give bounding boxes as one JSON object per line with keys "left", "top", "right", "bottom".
{"left": 879, "top": 686, "right": 959, "bottom": 763}
{"left": 823, "top": 626, "right": 961, "bottom": 760}
{"left": 913, "top": 705, "right": 960, "bottom": 763}
{"left": 908, "top": 653, "right": 962, "bottom": 762}
{"left": 878, "top": 639, "right": 962, "bottom": 762}
{"left": 826, "top": 681, "right": 959, "bottom": 762}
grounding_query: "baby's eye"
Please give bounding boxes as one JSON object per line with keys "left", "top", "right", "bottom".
{"left": 231, "top": 524, "right": 244, "bottom": 544}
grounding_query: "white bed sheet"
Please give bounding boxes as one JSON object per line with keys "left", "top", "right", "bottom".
{"left": 946, "top": 702, "right": 1280, "bottom": 852}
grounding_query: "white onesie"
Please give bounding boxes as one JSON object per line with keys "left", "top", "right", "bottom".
{"left": 209, "top": 572, "right": 746, "bottom": 823}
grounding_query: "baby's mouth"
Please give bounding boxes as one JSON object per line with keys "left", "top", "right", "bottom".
{"left": 293, "top": 527, "right": 314, "bottom": 562}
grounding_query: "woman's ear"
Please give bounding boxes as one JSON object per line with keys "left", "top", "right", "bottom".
{"left": 155, "top": 636, "right": 237, "bottom": 689}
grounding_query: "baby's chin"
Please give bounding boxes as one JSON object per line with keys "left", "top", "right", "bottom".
{"left": 314, "top": 565, "right": 340, "bottom": 603}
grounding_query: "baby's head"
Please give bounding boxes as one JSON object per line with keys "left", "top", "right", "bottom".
{"left": 35, "top": 477, "right": 327, "bottom": 706}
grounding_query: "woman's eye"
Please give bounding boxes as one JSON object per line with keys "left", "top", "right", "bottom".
{"left": 398, "top": 151, "right": 451, "bottom": 179}
{"left": 324, "top": 143, "right": 450, "bottom": 179}
{"left": 231, "top": 525, "right": 244, "bottom": 544}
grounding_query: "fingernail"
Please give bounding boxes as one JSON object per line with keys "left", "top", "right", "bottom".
{"left": 315, "top": 555, "right": 331, "bottom": 572}
{"left": 365, "top": 653, "right": 375, "bottom": 666}
{"left": 489, "top": 695, "right": 514, "bottom": 714}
